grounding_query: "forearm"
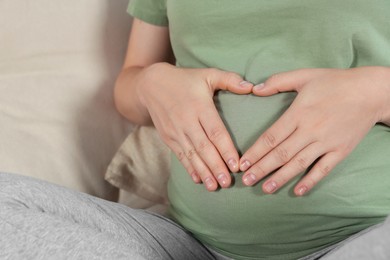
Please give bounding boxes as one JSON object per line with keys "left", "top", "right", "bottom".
{"left": 114, "top": 65, "right": 150, "bottom": 125}
{"left": 114, "top": 18, "right": 175, "bottom": 125}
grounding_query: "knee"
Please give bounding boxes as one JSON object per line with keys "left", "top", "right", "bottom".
{"left": 0, "top": 172, "right": 36, "bottom": 209}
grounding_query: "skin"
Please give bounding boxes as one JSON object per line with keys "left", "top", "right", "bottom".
{"left": 115, "top": 19, "right": 253, "bottom": 191}
{"left": 116, "top": 19, "right": 390, "bottom": 195}
{"left": 240, "top": 67, "right": 390, "bottom": 196}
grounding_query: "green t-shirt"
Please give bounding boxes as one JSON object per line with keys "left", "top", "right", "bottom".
{"left": 128, "top": 1, "right": 390, "bottom": 259}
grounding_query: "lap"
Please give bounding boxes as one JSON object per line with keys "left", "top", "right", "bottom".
{"left": 1, "top": 172, "right": 389, "bottom": 260}
{"left": 320, "top": 218, "right": 390, "bottom": 260}
{"left": 300, "top": 217, "right": 390, "bottom": 260}
{"left": 0, "top": 172, "right": 214, "bottom": 260}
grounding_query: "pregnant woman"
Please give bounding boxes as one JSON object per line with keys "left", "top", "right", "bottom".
{"left": 115, "top": 0, "right": 390, "bottom": 259}
{"left": 1, "top": 0, "right": 389, "bottom": 259}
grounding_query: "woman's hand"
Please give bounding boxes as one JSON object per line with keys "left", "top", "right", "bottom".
{"left": 138, "top": 63, "right": 253, "bottom": 191}
{"left": 239, "top": 67, "right": 390, "bottom": 196}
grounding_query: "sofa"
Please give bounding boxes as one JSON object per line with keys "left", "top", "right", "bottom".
{"left": 0, "top": 0, "right": 136, "bottom": 204}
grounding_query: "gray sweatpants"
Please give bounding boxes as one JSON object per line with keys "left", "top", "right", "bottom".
{"left": 1, "top": 172, "right": 389, "bottom": 260}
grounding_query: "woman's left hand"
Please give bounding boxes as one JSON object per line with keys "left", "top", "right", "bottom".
{"left": 239, "top": 67, "right": 390, "bottom": 196}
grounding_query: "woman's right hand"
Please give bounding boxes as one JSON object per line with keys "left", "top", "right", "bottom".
{"left": 138, "top": 63, "right": 253, "bottom": 191}
{"left": 114, "top": 19, "right": 252, "bottom": 191}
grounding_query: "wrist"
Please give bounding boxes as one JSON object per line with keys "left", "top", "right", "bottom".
{"left": 131, "top": 62, "right": 177, "bottom": 124}
{"left": 143, "top": 62, "right": 176, "bottom": 81}
{"left": 137, "top": 62, "right": 175, "bottom": 105}
{"left": 114, "top": 64, "right": 174, "bottom": 126}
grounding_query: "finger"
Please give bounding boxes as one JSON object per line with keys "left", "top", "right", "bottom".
{"left": 207, "top": 69, "right": 254, "bottom": 94}
{"left": 179, "top": 132, "right": 220, "bottom": 191}
{"left": 261, "top": 142, "right": 324, "bottom": 194}
{"left": 169, "top": 142, "right": 201, "bottom": 184}
{"left": 240, "top": 111, "right": 297, "bottom": 172}
{"left": 294, "top": 151, "right": 343, "bottom": 196}
{"left": 153, "top": 119, "right": 203, "bottom": 184}
{"left": 252, "top": 68, "right": 330, "bottom": 96}
{"left": 186, "top": 123, "right": 232, "bottom": 189}
{"left": 242, "top": 129, "right": 313, "bottom": 186}
{"left": 199, "top": 106, "right": 240, "bottom": 173}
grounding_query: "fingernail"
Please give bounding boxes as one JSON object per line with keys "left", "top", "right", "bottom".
{"left": 205, "top": 177, "right": 215, "bottom": 190}
{"left": 243, "top": 172, "right": 256, "bottom": 186}
{"left": 297, "top": 186, "right": 308, "bottom": 196}
{"left": 217, "top": 173, "right": 228, "bottom": 187}
{"left": 264, "top": 181, "right": 278, "bottom": 193}
{"left": 239, "top": 81, "right": 252, "bottom": 88}
{"left": 191, "top": 172, "right": 200, "bottom": 183}
{"left": 240, "top": 160, "right": 251, "bottom": 171}
{"left": 227, "top": 159, "right": 238, "bottom": 172}
{"left": 253, "top": 83, "right": 265, "bottom": 91}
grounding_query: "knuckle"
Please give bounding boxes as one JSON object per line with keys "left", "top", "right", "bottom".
{"left": 208, "top": 126, "right": 224, "bottom": 142}
{"left": 262, "top": 132, "right": 277, "bottom": 148}
{"left": 207, "top": 68, "right": 220, "bottom": 76}
{"left": 205, "top": 68, "right": 220, "bottom": 84}
{"left": 186, "top": 148, "right": 197, "bottom": 161}
{"left": 177, "top": 151, "right": 186, "bottom": 162}
{"left": 195, "top": 139, "right": 210, "bottom": 154}
{"left": 224, "top": 72, "right": 240, "bottom": 85}
{"left": 266, "top": 73, "right": 281, "bottom": 85}
{"left": 219, "top": 149, "right": 231, "bottom": 160}
{"left": 252, "top": 164, "right": 267, "bottom": 177}
{"left": 274, "top": 146, "right": 290, "bottom": 163}
{"left": 296, "top": 156, "right": 310, "bottom": 171}
{"left": 160, "top": 132, "right": 174, "bottom": 145}
{"left": 317, "top": 163, "right": 331, "bottom": 177}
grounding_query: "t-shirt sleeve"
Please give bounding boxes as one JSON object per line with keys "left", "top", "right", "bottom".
{"left": 127, "top": 0, "right": 168, "bottom": 26}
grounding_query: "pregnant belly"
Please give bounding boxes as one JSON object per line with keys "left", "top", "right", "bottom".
{"left": 168, "top": 92, "right": 390, "bottom": 260}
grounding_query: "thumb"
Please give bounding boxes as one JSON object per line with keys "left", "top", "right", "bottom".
{"left": 252, "top": 68, "right": 329, "bottom": 96}
{"left": 207, "top": 69, "right": 253, "bottom": 94}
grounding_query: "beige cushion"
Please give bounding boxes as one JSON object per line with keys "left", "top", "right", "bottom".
{"left": 0, "top": 0, "right": 133, "bottom": 200}
{"left": 105, "top": 126, "right": 170, "bottom": 213}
